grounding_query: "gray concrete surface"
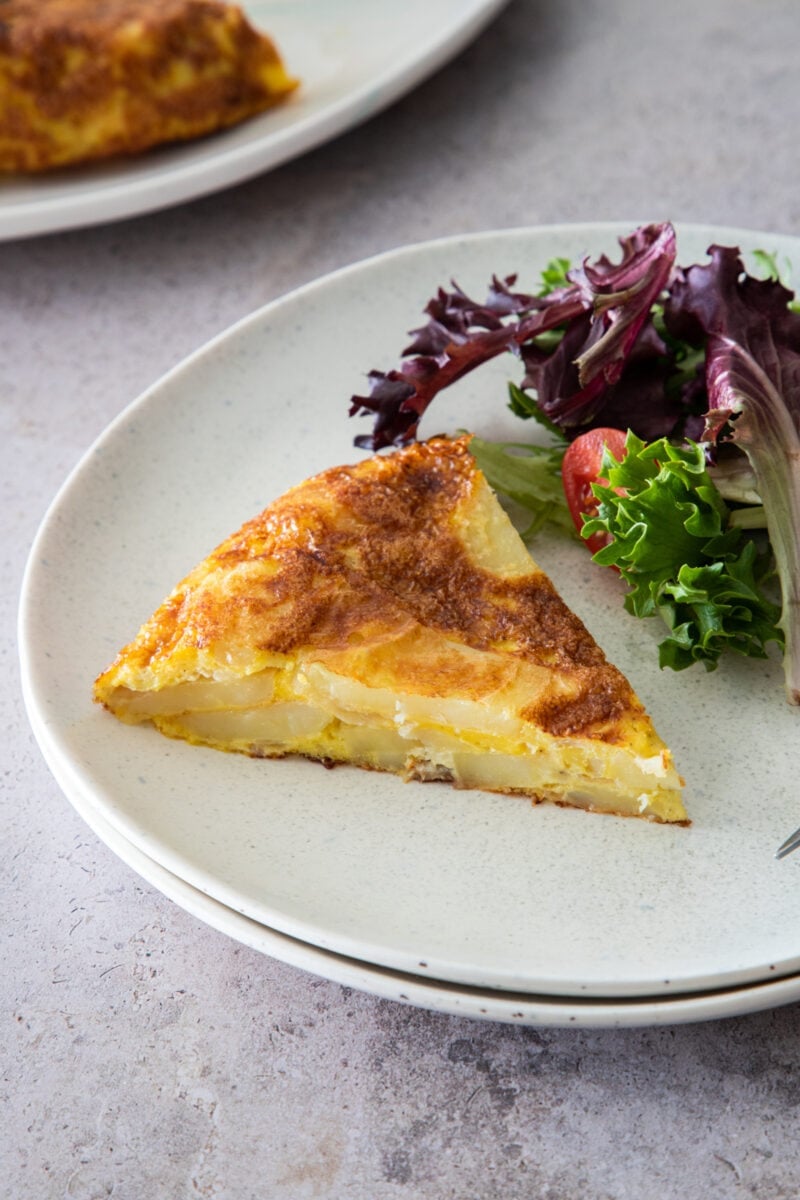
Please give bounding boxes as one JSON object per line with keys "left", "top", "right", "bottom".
{"left": 5, "top": 1, "right": 800, "bottom": 1196}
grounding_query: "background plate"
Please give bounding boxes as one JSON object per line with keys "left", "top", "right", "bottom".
{"left": 0, "top": 0, "right": 509, "bottom": 241}
{"left": 19, "top": 222, "right": 800, "bottom": 999}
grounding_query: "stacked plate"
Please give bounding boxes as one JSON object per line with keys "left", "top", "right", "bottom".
{"left": 20, "top": 223, "right": 800, "bottom": 1027}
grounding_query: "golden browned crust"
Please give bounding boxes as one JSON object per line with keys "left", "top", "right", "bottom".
{"left": 0, "top": 0, "right": 298, "bottom": 172}
{"left": 96, "top": 436, "right": 639, "bottom": 742}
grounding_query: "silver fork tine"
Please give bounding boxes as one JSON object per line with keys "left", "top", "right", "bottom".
{"left": 776, "top": 826, "right": 800, "bottom": 860}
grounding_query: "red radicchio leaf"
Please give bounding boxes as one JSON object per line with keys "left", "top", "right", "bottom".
{"left": 664, "top": 245, "right": 800, "bottom": 437}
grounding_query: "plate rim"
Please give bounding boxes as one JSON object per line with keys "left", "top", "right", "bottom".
{"left": 59, "top": 747, "right": 800, "bottom": 1029}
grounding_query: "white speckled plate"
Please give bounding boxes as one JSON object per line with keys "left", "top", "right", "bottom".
{"left": 0, "top": 0, "right": 509, "bottom": 241}
{"left": 19, "top": 223, "right": 800, "bottom": 1008}
{"left": 64, "top": 773, "right": 800, "bottom": 1027}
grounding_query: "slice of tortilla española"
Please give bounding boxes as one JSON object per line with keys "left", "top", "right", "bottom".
{"left": 94, "top": 435, "right": 687, "bottom": 824}
{"left": 0, "top": 0, "right": 298, "bottom": 173}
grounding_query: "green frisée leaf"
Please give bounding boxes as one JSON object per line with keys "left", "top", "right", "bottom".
{"left": 583, "top": 434, "right": 784, "bottom": 670}
{"left": 751, "top": 248, "right": 786, "bottom": 282}
{"left": 750, "top": 249, "right": 800, "bottom": 312}
{"left": 537, "top": 256, "right": 572, "bottom": 295}
{"left": 469, "top": 435, "right": 574, "bottom": 538}
{"left": 655, "top": 545, "right": 784, "bottom": 670}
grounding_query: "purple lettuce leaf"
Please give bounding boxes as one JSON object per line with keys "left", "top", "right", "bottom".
{"left": 349, "top": 222, "right": 683, "bottom": 450}
{"left": 349, "top": 281, "right": 586, "bottom": 449}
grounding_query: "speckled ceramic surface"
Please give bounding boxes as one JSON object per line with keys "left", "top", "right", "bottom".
{"left": 64, "top": 774, "right": 800, "bottom": 1028}
{"left": 20, "top": 223, "right": 800, "bottom": 1002}
{"left": 0, "top": 0, "right": 509, "bottom": 241}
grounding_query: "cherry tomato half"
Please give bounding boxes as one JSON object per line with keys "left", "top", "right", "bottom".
{"left": 561, "top": 427, "right": 628, "bottom": 554}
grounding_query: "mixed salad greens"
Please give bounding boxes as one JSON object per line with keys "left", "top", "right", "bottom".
{"left": 349, "top": 221, "right": 800, "bottom": 705}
